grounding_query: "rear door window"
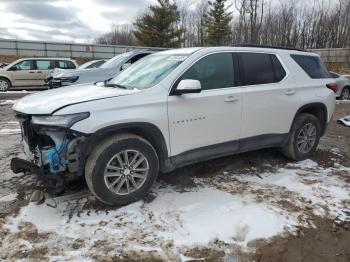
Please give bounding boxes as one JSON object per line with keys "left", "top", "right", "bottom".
{"left": 291, "top": 55, "right": 331, "bottom": 79}
{"left": 178, "top": 53, "right": 235, "bottom": 90}
{"left": 271, "top": 55, "right": 287, "bottom": 82}
{"left": 239, "top": 53, "right": 284, "bottom": 86}
{"left": 36, "top": 60, "right": 54, "bottom": 70}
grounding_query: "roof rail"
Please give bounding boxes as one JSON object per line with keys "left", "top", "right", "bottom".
{"left": 232, "top": 44, "right": 307, "bottom": 52}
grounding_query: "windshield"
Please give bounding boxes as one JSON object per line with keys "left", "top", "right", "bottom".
{"left": 109, "top": 53, "right": 189, "bottom": 90}
{"left": 100, "top": 52, "right": 131, "bottom": 69}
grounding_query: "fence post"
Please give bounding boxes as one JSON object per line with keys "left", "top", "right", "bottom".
{"left": 15, "top": 40, "right": 18, "bottom": 56}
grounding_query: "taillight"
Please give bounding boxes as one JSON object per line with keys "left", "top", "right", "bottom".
{"left": 326, "top": 83, "right": 338, "bottom": 93}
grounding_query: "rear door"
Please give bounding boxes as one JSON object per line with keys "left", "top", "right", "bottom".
{"left": 238, "top": 52, "right": 300, "bottom": 149}
{"left": 34, "top": 60, "right": 55, "bottom": 85}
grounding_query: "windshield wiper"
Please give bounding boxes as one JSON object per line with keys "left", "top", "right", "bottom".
{"left": 104, "top": 83, "right": 128, "bottom": 89}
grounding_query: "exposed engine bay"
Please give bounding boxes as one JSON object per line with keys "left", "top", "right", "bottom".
{"left": 11, "top": 112, "right": 87, "bottom": 186}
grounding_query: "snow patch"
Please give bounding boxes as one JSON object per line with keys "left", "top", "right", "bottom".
{"left": 0, "top": 100, "right": 17, "bottom": 105}
{"left": 0, "top": 128, "right": 21, "bottom": 135}
{"left": 7, "top": 187, "right": 297, "bottom": 252}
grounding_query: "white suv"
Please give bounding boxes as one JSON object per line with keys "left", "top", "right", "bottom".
{"left": 11, "top": 46, "right": 336, "bottom": 206}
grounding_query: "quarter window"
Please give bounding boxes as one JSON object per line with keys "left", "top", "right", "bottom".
{"left": 178, "top": 53, "right": 235, "bottom": 90}
{"left": 240, "top": 53, "right": 284, "bottom": 85}
{"left": 291, "top": 55, "right": 330, "bottom": 79}
{"left": 57, "top": 60, "right": 76, "bottom": 69}
{"left": 330, "top": 72, "right": 339, "bottom": 78}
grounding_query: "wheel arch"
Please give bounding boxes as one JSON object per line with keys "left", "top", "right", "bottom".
{"left": 0, "top": 76, "right": 12, "bottom": 87}
{"left": 82, "top": 122, "right": 172, "bottom": 173}
{"left": 292, "top": 103, "right": 328, "bottom": 136}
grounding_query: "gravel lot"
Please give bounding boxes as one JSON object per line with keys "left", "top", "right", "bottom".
{"left": 0, "top": 96, "right": 349, "bottom": 261}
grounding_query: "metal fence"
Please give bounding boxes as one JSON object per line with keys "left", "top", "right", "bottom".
{"left": 1, "top": 39, "right": 349, "bottom": 65}
{"left": 0, "top": 39, "right": 161, "bottom": 59}
{"left": 311, "top": 48, "right": 350, "bottom": 64}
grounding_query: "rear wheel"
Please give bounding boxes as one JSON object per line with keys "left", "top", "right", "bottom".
{"left": 85, "top": 134, "right": 159, "bottom": 206}
{"left": 340, "top": 87, "right": 350, "bottom": 100}
{"left": 282, "top": 113, "right": 321, "bottom": 161}
{"left": 0, "top": 78, "right": 10, "bottom": 91}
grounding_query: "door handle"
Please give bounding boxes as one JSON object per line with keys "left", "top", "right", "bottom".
{"left": 224, "top": 96, "right": 239, "bottom": 102}
{"left": 285, "top": 89, "right": 295, "bottom": 95}
{"left": 37, "top": 71, "right": 42, "bottom": 73}
{"left": 29, "top": 71, "right": 35, "bottom": 73}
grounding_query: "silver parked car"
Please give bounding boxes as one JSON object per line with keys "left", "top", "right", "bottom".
{"left": 47, "top": 50, "right": 154, "bottom": 89}
{"left": 330, "top": 71, "right": 350, "bottom": 100}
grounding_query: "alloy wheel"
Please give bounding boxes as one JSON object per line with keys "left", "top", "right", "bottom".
{"left": 0, "top": 79, "right": 9, "bottom": 91}
{"left": 297, "top": 123, "right": 317, "bottom": 154}
{"left": 341, "top": 88, "right": 350, "bottom": 100}
{"left": 103, "top": 149, "right": 149, "bottom": 195}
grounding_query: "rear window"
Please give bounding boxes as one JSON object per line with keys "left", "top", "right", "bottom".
{"left": 240, "top": 53, "right": 286, "bottom": 85}
{"left": 291, "top": 55, "right": 330, "bottom": 79}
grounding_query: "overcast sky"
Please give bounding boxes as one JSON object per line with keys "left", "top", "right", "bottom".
{"left": 0, "top": 0, "right": 155, "bottom": 43}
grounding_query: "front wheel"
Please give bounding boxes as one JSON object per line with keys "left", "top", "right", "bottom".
{"left": 282, "top": 113, "right": 321, "bottom": 161}
{"left": 0, "top": 78, "right": 10, "bottom": 91}
{"left": 85, "top": 134, "right": 159, "bottom": 206}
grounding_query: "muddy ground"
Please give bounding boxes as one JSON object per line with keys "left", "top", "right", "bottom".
{"left": 0, "top": 97, "right": 349, "bottom": 261}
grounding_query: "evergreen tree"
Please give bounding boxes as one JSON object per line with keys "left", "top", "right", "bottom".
{"left": 133, "top": 0, "right": 185, "bottom": 48}
{"left": 204, "top": 0, "right": 232, "bottom": 46}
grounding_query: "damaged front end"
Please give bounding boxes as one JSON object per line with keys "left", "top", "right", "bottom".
{"left": 11, "top": 112, "right": 89, "bottom": 186}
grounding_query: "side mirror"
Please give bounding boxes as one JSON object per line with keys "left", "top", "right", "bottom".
{"left": 121, "top": 63, "right": 131, "bottom": 71}
{"left": 8, "top": 66, "right": 17, "bottom": 71}
{"left": 174, "top": 79, "right": 201, "bottom": 95}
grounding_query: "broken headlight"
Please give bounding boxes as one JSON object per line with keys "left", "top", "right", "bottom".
{"left": 31, "top": 112, "right": 90, "bottom": 128}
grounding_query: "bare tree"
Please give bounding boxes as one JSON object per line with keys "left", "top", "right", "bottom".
{"left": 95, "top": 24, "right": 137, "bottom": 46}
{"left": 95, "top": 0, "right": 350, "bottom": 49}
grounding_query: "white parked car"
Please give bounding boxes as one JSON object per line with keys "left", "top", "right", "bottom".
{"left": 329, "top": 71, "right": 350, "bottom": 100}
{"left": 11, "top": 46, "right": 336, "bottom": 206}
{"left": 47, "top": 51, "right": 154, "bottom": 88}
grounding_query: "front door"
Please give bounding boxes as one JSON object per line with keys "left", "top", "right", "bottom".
{"left": 9, "top": 60, "right": 37, "bottom": 86}
{"left": 167, "top": 52, "right": 242, "bottom": 159}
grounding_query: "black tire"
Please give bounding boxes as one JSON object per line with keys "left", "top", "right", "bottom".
{"left": 85, "top": 133, "right": 159, "bottom": 206}
{"left": 0, "top": 77, "right": 11, "bottom": 92}
{"left": 282, "top": 113, "right": 321, "bottom": 161}
{"left": 340, "top": 87, "right": 350, "bottom": 100}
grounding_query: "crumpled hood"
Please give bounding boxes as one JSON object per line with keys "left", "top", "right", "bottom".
{"left": 13, "top": 83, "right": 139, "bottom": 115}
